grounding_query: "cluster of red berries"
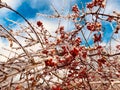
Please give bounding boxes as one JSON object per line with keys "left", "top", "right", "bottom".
{"left": 93, "top": 33, "right": 102, "bottom": 43}
{"left": 45, "top": 58, "right": 57, "bottom": 67}
{"left": 72, "top": 5, "right": 79, "bottom": 13}
{"left": 52, "top": 85, "right": 63, "bottom": 90}
{"left": 97, "top": 57, "right": 106, "bottom": 67}
{"left": 87, "top": 22, "right": 102, "bottom": 31}
{"left": 87, "top": 0, "right": 105, "bottom": 9}
{"left": 75, "top": 37, "right": 81, "bottom": 46}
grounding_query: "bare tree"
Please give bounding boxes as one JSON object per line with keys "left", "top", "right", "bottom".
{"left": 0, "top": 0, "right": 120, "bottom": 90}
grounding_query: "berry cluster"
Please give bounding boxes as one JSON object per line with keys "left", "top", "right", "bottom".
{"left": 45, "top": 58, "right": 57, "bottom": 67}
{"left": 72, "top": 5, "right": 79, "bottom": 13}
{"left": 87, "top": 0, "right": 105, "bottom": 9}
{"left": 87, "top": 22, "right": 102, "bottom": 31}
{"left": 93, "top": 33, "right": 102, "bottom": 43}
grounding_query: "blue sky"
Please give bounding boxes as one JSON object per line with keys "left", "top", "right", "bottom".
{"left": 0, "top": 0, "right": 91, "bottom": 26}
{"left": 0, "top": 0, "right": 120, "bottom": 26}
{"left": 0, "top": 0, "right": 120, "bottom": 47}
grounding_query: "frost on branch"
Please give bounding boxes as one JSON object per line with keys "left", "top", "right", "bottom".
{"left": 0, "top": 0, "right": 120, "bottom": 90}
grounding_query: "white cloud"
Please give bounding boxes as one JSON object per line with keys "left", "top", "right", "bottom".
{"left": 50, "top": 0, "right": 75, "bottom": 14}
{"left": 28, "top": 0, "right": 77, "bottom": 15}
{"left": 27, "top": 0, "right": 50, "bottom": 9}
{"left": 103, "top": 0, "right": 120, "bottom": 14}
{"left": 0, "top": 37, "right": 24, "bottom": 62}
{"left": 28, "top": 14, "right": 75, "bottom": 35}
{"left": 0, "top": 0, "right": 23, "bottom": 17}
{"left": 0, "top": 39, "right": 11, "bottom": 62}
{"left": 1, "top": 0, "right": 23, "bottom": 9}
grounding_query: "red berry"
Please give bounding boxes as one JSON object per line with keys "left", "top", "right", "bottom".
{"left": 72, "top": 5, "right": 79, "bottom": 13}
{"left": 37, "top": 21, "right": 43, "bottom": 27}
{"left": 52, "top": 85, "right": 63, "bottom": 90}
{"left": 87, "top": 3, "right": 94, "bottom": 9}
